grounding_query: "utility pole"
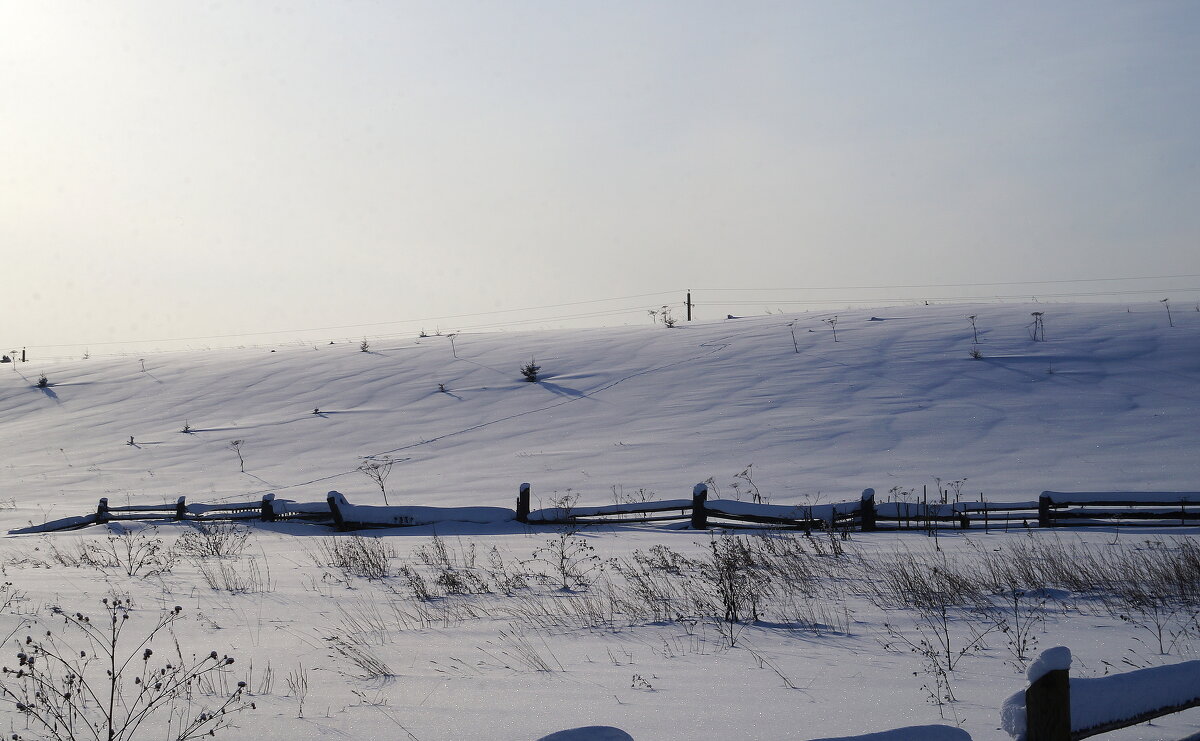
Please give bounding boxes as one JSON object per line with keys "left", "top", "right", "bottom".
{"left": 686, "top": 291, "right": 693, "bottom": 321}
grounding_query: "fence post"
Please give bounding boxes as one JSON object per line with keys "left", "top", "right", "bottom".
{"left": 1038, "top": 494, "right": 1053, "bottom": 528}
{"left": 174, "top": 496, "right": 186, "bottom": 521}
{"left": 860, "top": 488, "right": 876, "bottom": 531}
{"left": 327, "top": 491, "right": 348, "bottom": 531}
{"left": 96, "top": 497, "right": 109, "bottom": 525}
{"left": 1026, "top": 668, "right": 1071, "bottom": 741}
{"left": 691, "top": 483, "right": 708, "bottom": 529}
{"left": 517, "top": 483, "right": 530, "bottom": 523}
{"left": 261, "top": 493, "right": 276, "bottom": 523}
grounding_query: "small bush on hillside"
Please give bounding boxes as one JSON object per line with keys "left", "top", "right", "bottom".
{"left": 36, "top": 375, "right": 48, "bottom": 388}
{"left": 520, "top": 359, "right": 540, "bottom": 382}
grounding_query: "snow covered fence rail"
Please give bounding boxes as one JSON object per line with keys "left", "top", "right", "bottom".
{"left": 863, "top": 490, "right": 1041, "bottom": 531}
{"left": 14, "top": 487, "right": 1200, "bottom": 536}
{"left": 9, "top": 493, "right": 335, "bottom": 534}
{"left": 1002, "top": 646, "right": 1200, "bottom": 741}
{"left": 1039, "top": 491, "right": 1200, "bottom": 528}
{"left": 523, "top": 483, "right": 865, "bottom": 531}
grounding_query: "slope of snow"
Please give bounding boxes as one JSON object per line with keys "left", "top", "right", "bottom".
{"left": 1, "top": 302, "right": 1198, "bottom": 741}
{"left": 4, "top": 302, "right": 1197, "bottom": 526}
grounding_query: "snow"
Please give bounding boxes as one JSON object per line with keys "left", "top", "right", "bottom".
{"left": 1001, "top": 650, "right": 1200, "bottom": 739}
{"left": 328, "top": 490, "right": 515, "bottom": 525}
{"left": 1027, "top": 646, "right": 1073, "bottom": 683}
{"left": 527, "top": 499, "right": 694, "bottom": 520}
{"left": 2, "top": 302, "right": 1200, "bottom": 740}
{"left": 1000, "top": 690, "right": 1028, "bottom": 740}
{"left": 1042, "top": 491, "right": 1200, "bottom": 504}
{"left": 536, "top": 727, "right": 635, "bottom": 741}
{"left": 1072, "top": 661, "right": 1200, "bottom": 735}
{"left": 809, "top": 726, "right": 972, "bottom": 741}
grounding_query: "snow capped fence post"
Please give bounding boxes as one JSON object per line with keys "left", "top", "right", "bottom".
{"left": 326, "top": 491, "right": 348, "bottom": 531}
{"left": 1024, "top": 648, "right": 1071, "bottom": 741}
{"left": 860, "top": 488, "right": 876, "bottom": 531}
{"left": 96, "top": 497, "right": 109, "bottom": 524}
{"left": 517, "top": 483, "right": 531, "bottom": 523}
{"left": 174, "top": 496, "right": 186, "bottom": 521}
{"left": 1038, "top": 494, "right": 1053, "bottom": 528}
{"left": 261, "top": 493, "right": 276, "bottom": 523}
{"left": 690, "top": 483, "right": 708, "bottom": 529}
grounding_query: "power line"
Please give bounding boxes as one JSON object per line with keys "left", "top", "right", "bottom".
{"left": 711, "top": 287, "right": 1200, "bottom": 306}
{"left": 694, "top": 274, "right": 1200, "bottom": 292}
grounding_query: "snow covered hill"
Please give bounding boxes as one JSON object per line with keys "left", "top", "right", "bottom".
{"left": 4, "top": 302, "right": 1196, "bottom": 529}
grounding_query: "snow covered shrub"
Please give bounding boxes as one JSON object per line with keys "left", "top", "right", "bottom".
{"left": 35, "top": 375, "right": 48, "bottom": 388}
{"left": 608, "top": 548, "right": 692, "bottom": 623}
{"left": 991, "top": 588, "right": 1047, "bottom": 671}
{"left": 48, "top": 528, "right": 176, "bottom": 577}
{"left": 686, "top": 535, "right": 771, "bottom": 640}
{"left": 0, "top": 599, "right": 251, "bottom": 741}
{"left": 310, "top": 535, "right": 393, "bottom": 580}
{"left": 484, "top": 546, "right": 529, "bottom": 595}
{"left": 396, "top": 565, "right": 435, "bottom": 601}
{"left": 969, "top": 346, "right": 983, "bottom": 360}
{"left": 881, "top": 594, "right": 1002, "bottom": 707}
{"left": 1100, "top": 540, "right": 1200, "bottom": 655}
{"left": 198, "top": 556, "right": 273, "bottom": 594}
{"left": 324, "top": 633, "right": 393, "bottom": 679}
{"left": 529, "top": 533, "right": 601, "bottom": 590}
{"left": 176, "top": 522, "right": 251, "bottom": 559}
{"left": 520, "top": 359, "right": 540, "bottom": 382}
{"left": 867, "top": 549, "right": 984, "bottom": 611}
{"left": 415, "top": 536, "right": 490, "bottom": 595}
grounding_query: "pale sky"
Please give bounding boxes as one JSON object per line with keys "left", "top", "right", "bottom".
{"left": 2, "top": 1, "right": 1198, "bottom": 355}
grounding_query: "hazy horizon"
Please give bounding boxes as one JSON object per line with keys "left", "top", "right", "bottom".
{"left": 3, "top": 1, "right": 1198, "bottom": 354}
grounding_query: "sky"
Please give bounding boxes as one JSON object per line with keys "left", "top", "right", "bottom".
{"left": 2, "top": 0, "right": 1199, "bottom": 355}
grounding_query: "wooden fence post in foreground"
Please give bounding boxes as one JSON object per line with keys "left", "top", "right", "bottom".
{"left": 691, "top": 483, "right": 708, "bottom": 529}
{"left": 1038, "top": 494, "right": 1053, "bottom": 528}
{"left": 860, "top": 488, "right": 876, "bottom": 531}
{"left": 517, "top": 483, "right": 531, "bottom": 523}
{"left": 96, "top": 498, "right": 110, "bottom": 525}
{"left": 261, "top": 493, "right": 276, "bottom": 523}
{"left": 327, "top": 491, "right": 347, "bottom": 531}
{"left": 1025, "top": 667, "right": 1071, "bottom": 741}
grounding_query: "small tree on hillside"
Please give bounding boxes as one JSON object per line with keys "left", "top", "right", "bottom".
{"left": 520, "top": 359, "right": 541, "bottom": 382}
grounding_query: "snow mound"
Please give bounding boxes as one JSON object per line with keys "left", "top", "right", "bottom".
{"left": 1072, "top": 661, "right": 1200, "bottom": 735}
{"left": 808, "top": 725, "right": 971, "bottom": 741}
{"left": 536, "top": 727, "right": 635, "bottom": 741}
{"left": 1026, "top": 646, "right": 1072, "bottom": 683}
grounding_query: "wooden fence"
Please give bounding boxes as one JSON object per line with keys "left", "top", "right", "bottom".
{"left": 820, "top": 647, "right": 1200, "bottom": 741}
{"left": 1016, "top": 647, "right": 1200, "bottom": 740}
{"left": 8, "top": 486, "right": 1200, "bottom": 536}
{"left": 1038, "top": 491, "right": 1200, "bottom": 528}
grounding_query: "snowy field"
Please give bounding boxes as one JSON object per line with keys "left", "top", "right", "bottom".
{"left": 1, "top": 301, "right": 1199, "bottom": 740}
